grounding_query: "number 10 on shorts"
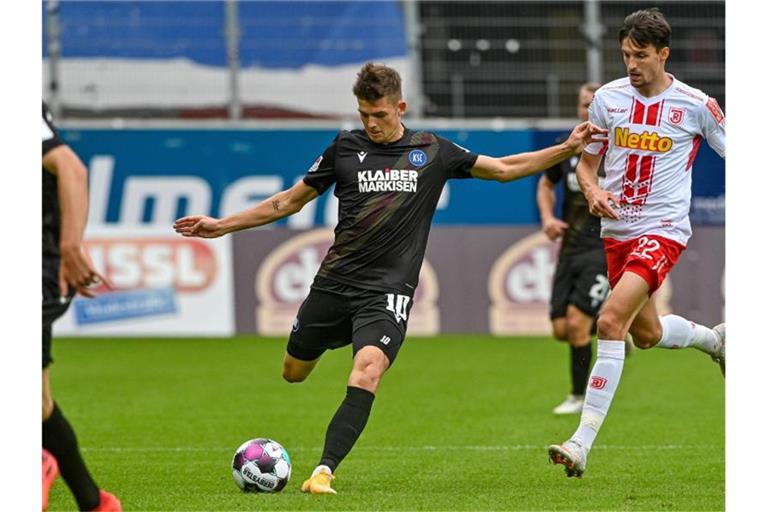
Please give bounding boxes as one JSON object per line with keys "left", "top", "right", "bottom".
{"left": 386, "top": 293, "right": 410, "bottom": 323}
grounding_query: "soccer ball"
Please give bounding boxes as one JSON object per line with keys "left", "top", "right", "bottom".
{"left": 231, "top": 438, "right": 292, "bottom": 492}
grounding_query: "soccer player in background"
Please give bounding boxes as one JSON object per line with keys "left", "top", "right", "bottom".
{"left": 537, "top": 82, "right": 618, "bottom": 416}
{"left": 548, "top": 8, "right": 725, "bottom": 478}
{"left": 174, "top": 62, "right": 606, "bottom": 495}
{"left": 42, "top": 102, "right": 121, "bottom": 511}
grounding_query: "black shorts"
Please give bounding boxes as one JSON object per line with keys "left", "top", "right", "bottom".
{"left": 286, "top": 281, "right": 414, "bottom": 366}
{"left": 42, "top": 257, "right": 74, "bottom": 368}
{"left": 550, "top": 248, "right": 609, "bottom": 320}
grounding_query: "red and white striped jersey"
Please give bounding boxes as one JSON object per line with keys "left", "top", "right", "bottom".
{"left": 584, "top": 75, "right": 725, "bottom": 245}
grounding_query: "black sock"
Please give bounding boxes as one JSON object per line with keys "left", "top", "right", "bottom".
{"left": 42, "top": 403, "right": 101, "bottom": 511}
{"left": 318, "top": 386, "right": 375, "bottom": 473}
{"left": 571, "top": 344, "right": 593, "bottom": 396}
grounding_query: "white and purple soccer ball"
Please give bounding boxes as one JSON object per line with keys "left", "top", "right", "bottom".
{"left": 231, "top": 438, "right": 292, "bottom": 493}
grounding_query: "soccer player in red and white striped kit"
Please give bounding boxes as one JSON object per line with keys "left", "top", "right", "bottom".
{"left": 548, "top": 8, "right": 725, "bottom": 478}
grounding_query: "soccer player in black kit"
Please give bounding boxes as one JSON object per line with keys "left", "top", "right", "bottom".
{"left": 42, "top": 102, "right": 121, "bottom": 511}
{"left": 537, "top": 83, "right": 612, "bottom": 416}
{"left": 174, "top": 63, "right": 606, "bottom": 494}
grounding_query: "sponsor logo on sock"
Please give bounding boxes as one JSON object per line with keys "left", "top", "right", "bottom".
{"left": 590, "top": 376, "right": 608, "bottom": 390}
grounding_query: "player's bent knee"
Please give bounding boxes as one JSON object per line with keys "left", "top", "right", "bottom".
{"left": 281, "top": 352, "right": 319, "bottom": 383}
{"left": 282, "top": 368, "right": 307, "bottom": 383}
{"left": 566, "top": 320, "right": 590, "bottom": 344}
{"left": 595, "top": 313, "right": 620, "bottom": 339}
{"left": 595, "top": 312, "right": 609, "bottom": 333}
{"left": 281, "top": 360, "right": 312, "bottom": 383}
{"left": 349, "top": 356, "right": 387, "bottom": 392}
{"left": 551, "top": 319, "right": 568, "bottom": 341}
{"left": 628, "top": 327, "right": 660, "bottom": 349}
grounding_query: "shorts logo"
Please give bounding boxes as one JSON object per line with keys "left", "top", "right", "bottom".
{"left": 408, "top": 149, "right": 427, "bottom": 167}
{"left": 590, "top": 376, "right": 608, "bottom": 390}
{"left": 669, "top": 107, "right": 685, "bottom": 125}
{"left": 292, "top": 317, "right": 300, "bottom": 332}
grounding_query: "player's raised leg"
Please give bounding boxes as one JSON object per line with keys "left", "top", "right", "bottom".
{"left": 282, "top": 353, "right": 321, "bottom": 383}
{"left": 549, "top": 271, "right": 648, "bottom": 477}
{"left": 634, "top": 303, "right": 725, "bottom": 376}
{"left": 302, "top": 344, "right": 388, "bottom": 495}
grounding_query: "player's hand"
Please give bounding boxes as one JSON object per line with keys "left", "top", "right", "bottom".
{"left": 59, "top": 245, "right": 113, "bottom": 299}
{"left": 565, "top": 121, "right": 608, "bottom": 153}
{"left": 542, "top": 217, "right": 569, "bottom": 241}
{"left": 586, "top": 188, "right": 620, "bottom": 220}
{"left": 174, "top": 215, "right": 225, "bottom": 238}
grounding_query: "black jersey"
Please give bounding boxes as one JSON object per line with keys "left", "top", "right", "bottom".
{"left": 544, "top": 134, "right": 603, "bottom": 255}
{"left": 303, "top": 128, "right": 478, "bottom": 294}
{"left": 42, "top": 102, "right": 65, "bottom": 258}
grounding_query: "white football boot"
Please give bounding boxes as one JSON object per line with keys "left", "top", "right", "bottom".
{"left": 548, "top": 439, "right": 588, "bottom": 478}
{"left": 552, "top": 394, "right": 584, "bottom": 415}
{"left": 711, "top": 323, "right": 725, "bottom": 377}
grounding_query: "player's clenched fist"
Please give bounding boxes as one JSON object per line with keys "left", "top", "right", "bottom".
{"left": 585, "top": 188, "right": 620, "bottom": 220}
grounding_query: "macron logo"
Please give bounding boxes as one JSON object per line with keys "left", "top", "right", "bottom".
{"left": 357, "top": 151, "right": 368, "bottom": 163}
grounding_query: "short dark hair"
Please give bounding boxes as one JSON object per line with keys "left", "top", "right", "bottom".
{"left": 581, "top": 82, "right": 601, "bottom": 95}
{"left": 619, "top": 8, "right": 671, "bottom": 50}
{"left": 353, "top": 63, "right": 402, "bottom": 102}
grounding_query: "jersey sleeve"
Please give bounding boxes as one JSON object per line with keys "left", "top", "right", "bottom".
{"left": 584, "top": 92, "right": 609, "bottom": 156}
{"left": 42, "top": 102, "right": 64, "bottom": 156}
{"left": 544, "top": 163, "right": 562, "bottom": 184}
{"left": 700, "top": 96, "right": 725, "bottom": 158}
{"left": 302, "top": 136, "right": 339, "bottom": 195}
{"left": 439, "top": 137, "right": 479, "bottom": 179}
{"left": 544, "top": 134, "right": 568, "bottom": 183}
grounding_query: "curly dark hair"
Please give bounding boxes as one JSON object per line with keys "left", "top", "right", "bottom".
{"left": 352, "top": 63, "right": 402, "bottom": 102}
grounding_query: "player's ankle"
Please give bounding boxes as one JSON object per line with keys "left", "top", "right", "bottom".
{"left": 312, "top": 465, "right": 333, "bottom": 477}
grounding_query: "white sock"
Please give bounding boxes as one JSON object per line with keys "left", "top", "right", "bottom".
{"left": 656, "top": 315, "right": 718, "bottom": 354}
{"left": 572, "top": 340, "right": 625, "bottom": 452}
{"left": 312, "top": 465, "right": 333, "bottom": 477}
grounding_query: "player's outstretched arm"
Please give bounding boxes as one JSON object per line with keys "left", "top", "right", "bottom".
{"left": 576, "top": 152, "right": 619, "bottom": 220}
{"left": 470, "top": 121, "right": 607, "bottom": 182}
{"left": 174, "top": 179, "right": 319, "bottom": 238}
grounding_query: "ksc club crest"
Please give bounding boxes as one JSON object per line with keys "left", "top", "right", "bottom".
{"left": 408, "top": 149, "right": 427, "bottom": 167}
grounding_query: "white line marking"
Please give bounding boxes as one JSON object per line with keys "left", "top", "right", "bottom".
{"left": 81, "top": 444, "right": 720, "bottom": 453}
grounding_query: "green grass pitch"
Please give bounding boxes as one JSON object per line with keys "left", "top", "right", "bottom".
{"left": 46, "top": 335, "right": 724, "bottom": 511}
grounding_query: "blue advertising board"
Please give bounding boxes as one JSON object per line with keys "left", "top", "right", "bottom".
{"left": 60, "top": 127, "right": 724, "bottom": 227}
